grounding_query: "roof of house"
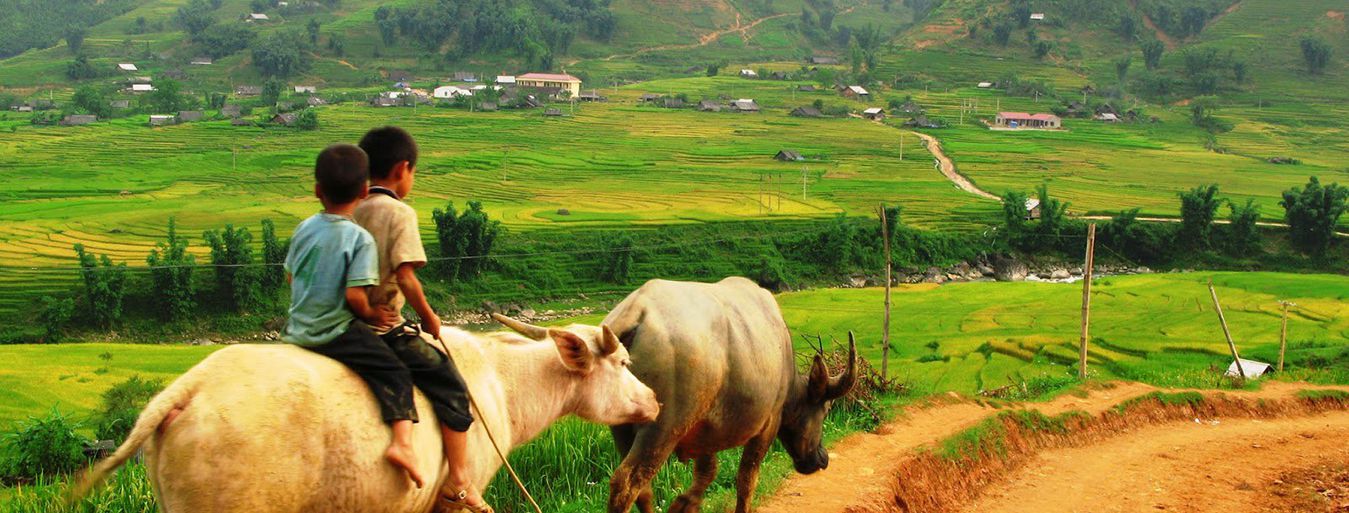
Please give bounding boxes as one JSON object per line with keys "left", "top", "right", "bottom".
{"left": 739, "top": 69, "right": 757, "bottom": 75}
{"left": 698, "top": 100, "right": 721, "bottom": 109}
{"left": 1096, "top": 113, "right": 1119, "bottom": 121}
{"left": 811, "top": 56, "right": 839, "bottom": 64}
{"left": 863, "top": 108, "right": 884, "bottom": 115}
{"left": 1225, "top": 358, "right": 1273, "bottom": 379}
{"left": 453, "top": 71, "right": 477, "bottom": 81}
{"left": 731, "top": 99, "right": 760, "bottom": 110}
{"left": 177, "top": 110, "right": 203, "bottom": 119}
{"left": 998, "top": 112, "right": 1060, "bottom": 121}
{"left": 63, "top": 114, "right": 97, "bottom": 124}
{"left": 791, "top": 106, "right": 823, "bottom": 117}
{"left": 117, "top": 63, "right": 138, "bottom": 71}
{"left": 517, "top": 73, "right": 581, "bottom": 83}
{"left": 846, "top": 86, "right": 869, "bottom": 95}
{"left": 977, "top": 81, "right": 994, "bottom": 88}
{"left": 190, "top": 57, "right": 212, "bottom": 65}
{"left": 1029, "top": 12, "right": 1045, "bottom": 20}
{"left": 273, "top": 112, "right": 298, "bottom": 124}
{"left": 131, "top": 84, "right": 155, "bottom": 91}
{"left": 307, "top": 96, "right": 327, "bottom": 106}
{"left": 1025, "top": 198, "right": 1041, "bottom": 211}
{"left": 775, "top": 150, "right": 804, "bottom": 160}
{"left": 495, "top": 75, "right": 517, "bottom": 83}
{"left": 295, "top": 86, "right": 316, "bottom": 92}
{"left": 798, "top": 85, "right": 817, "bottom": 91}
{"left": 235, "top": 85, "right": 261, "bottom": 94}
{"left": 247, "top": 13, "right": 269, "bottom": 20}
{"left": 544, "top": 108, "right": 563, "bottom": 116}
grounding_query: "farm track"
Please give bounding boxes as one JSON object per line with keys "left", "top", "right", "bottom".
{"left": 758, "top": 381, "right": 1349, "bottom": 513}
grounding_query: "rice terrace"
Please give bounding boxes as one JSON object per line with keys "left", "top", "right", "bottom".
{"left": 1, "top": 0, "right": 1347, "bottom": 512}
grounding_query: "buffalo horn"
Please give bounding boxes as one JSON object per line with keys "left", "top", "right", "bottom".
{"left": 825, "top": 332, "right": 858, "bottom": 400}
{"left": 600, "top": 325, "right": 621, "bottom": 355}
{"left": 492, "top": 313, "right": 549, "bottom": 340}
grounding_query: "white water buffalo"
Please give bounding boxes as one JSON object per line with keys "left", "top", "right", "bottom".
{"left": 495, "top": 277, "right": 856, "bottom": 513}
{"left": 71, "top": 323, "right": 659, "bottom": 513}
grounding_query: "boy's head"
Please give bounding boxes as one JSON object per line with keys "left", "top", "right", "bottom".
{"left": 314, "top": 144, "right": 369, "bottom": 208}
{"left": 358, "top": 126, "right": 418, "bottom": 198}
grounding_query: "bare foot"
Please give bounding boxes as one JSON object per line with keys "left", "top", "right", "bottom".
{"left": 385, "top": 444, "right": 425, "bottom": 488}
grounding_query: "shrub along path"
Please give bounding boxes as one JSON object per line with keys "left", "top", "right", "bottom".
{"left": 757, "top": 381, "right": 1349, "bottom": 513}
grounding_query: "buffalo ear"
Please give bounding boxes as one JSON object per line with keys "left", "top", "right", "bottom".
{"left": 807, "top": 354, "right": 829, "bottom": 403}
{"left": 550, "top": 328, "right": 593, "bottom": 373}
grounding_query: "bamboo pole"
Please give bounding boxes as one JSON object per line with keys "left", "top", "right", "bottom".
{"left": 1277, "top": 301, "right": 1293, "bottom": 372}
{"left": 1078, "top": 223, "right": 1096, "bottom": 379}
{"left": 1209, "top": 281, "right": 1246, "bottom": 379}
{"left": 879, "top": 204, "right": 893, "bottom": 381}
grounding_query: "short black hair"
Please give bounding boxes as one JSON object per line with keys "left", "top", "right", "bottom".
{"left": 314, "top": 144, "right": 369, "bottom": 204}
{"left": 358, "top": 126, "right": 418, "bottom": 179}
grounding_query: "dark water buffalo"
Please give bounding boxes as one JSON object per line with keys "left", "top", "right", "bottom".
{"left": 599, "top": 277, "right": 856, "bottom": 513}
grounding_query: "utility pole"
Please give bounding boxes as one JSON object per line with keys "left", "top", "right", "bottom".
{"left": 899, "top": 132, "right": 904, "bottom": 160}
{"left": 879, "top": 204, "right": 893, "bottom": 380}
{"left": 1078, "top": 223, "right": 1096, "bottom": 379}
{"left": 801, "top": 167, "right": 808, "bottom": 200}
{"left": 1209, "top": 281, "right": 1246, "bottom": 379}
{"left": 1277, "top": 300, "right": 1294, "bottom": 372}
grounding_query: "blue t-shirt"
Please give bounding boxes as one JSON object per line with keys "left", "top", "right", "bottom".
{"left": 283, "top": 213, "right": 380, "bottom": 345}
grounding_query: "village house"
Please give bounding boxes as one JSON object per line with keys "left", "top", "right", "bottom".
{"left": 810, "top": 56, "right": 839, "bottom": 65}
{"left": 790, "top": 106, "right": 823, "bottom": 118}
{"left": 797, "top": 85, "right": 817, "bottom": 92}
{"left": 307, "top": 96, "right": 327, "bottom": 107}
{"left": 117, "top": 63, "right": 138, "bottom": 72}
{"left": 697, "top": 100, "right": 722, "bottom": 112}
{"left": 370, "top": 96, "right": 399, "bottom": 107}
{"left": 897, "top": 100, "right": 923, "bottom": 114}
{"left": 61, "top": 114, "right": 97, "bottom": 126}
{"left": 774, "top": 150, "right": 804, "bottom": 162}
{"left": 768, "top": 71, "right": 789, "bottom": 80}
{"left": 235, "top": 85, "right": 262, "bottom": 97}
{"left": 544, "top": 108, "right": 563, "bottom": 117}
{"left": 130, "top": 84, "right": 155, "bottom": 93}
{"left": 221, "top": 104, "right": 242, "bottom": 117}
{"left": 1024, "top": 198, "right": 1042, "bottom": 220}
{"left": 995, "top": 111, "right": 1062, "bottom": 129}
{"left": 294, "top": 86, "right": 317, "bottom": 94}
{"left": 639, "top": 93, "right": 660, "bottom": 103}
{"left": 433, "top": 85, "right": 470, "bottom": 99}
{"left": 577, "top": 91, "right": 606, "bottom": 102}
{"left": 730, "top": 99, "right": 760, "bottom": 112}
{"left": 516, "top": 73, "right": 581, "bottom": 97}
{"left": 862, "top": 107, "right": 886, "bottom": 120}
{"left": 109, "top": 100, "right": 131, "bottom": 110}
{"left": 662, "top": 97, "right": 685, "bottom": 109}
{"left": 148, "top": 115, "right": 176, "bottom": 126}
{"left": 1029, "top": 12, "right": 1045, "bottom": 21}
{"left": 272, "top": 112, "right": 299, "bottom": 126}
{"left": 177, "top": 111, "right": 204, "bottom": 122}
{"left": 739, "top": 69, "right": 758, "bottom": 78}
{"left": 244, "top": 13, "right": 270, "bottom": 21}
{"left": 190, "top": 57, "right": 213, "bottom": 66}
{"left": 977, "top": 81, "right": 994, "bottom": 88}
{"left": 452, "top": 71, "right": 478, "bottom": 82}
{"left": 13, "top": 104, "right": 33, "bottom": 112}
{"left": 841, "top": 85, "right": 870, "bottom": 99}
{"left": 1095, "top": 112, "right": 1119, "bottom": 122}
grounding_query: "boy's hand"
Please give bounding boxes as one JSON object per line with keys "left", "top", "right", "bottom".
{"left": 370, "top": 306, "right": 400, "bottom": 331}
{"left": 421, "top": 313, "right": 442, "bottom": 341}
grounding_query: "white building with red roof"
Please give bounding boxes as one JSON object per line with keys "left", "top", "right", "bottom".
{"left": 516, "top": 72, "right": 583, "bottom": 98}
{"left": 995, "top": 111, "right": 1062, "bottom": 129}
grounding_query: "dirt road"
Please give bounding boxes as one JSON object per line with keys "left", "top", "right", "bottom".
{"left": 758, "top": 382, "right": 1349, "bottom": 513}
{"left": 908, "top": 131, "right": 1001, "bottom": 201}
{"left": 962, "top": 412, "right": 1349, "bottom": 513}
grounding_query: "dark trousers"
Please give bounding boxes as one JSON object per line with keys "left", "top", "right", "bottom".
{"left": 305, "top": 322, "right": 474, "bottom": 431}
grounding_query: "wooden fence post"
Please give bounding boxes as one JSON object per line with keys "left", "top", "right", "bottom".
{"left": 1277, "top": 300, "right": 1293, "bottom": 372}
{"left": 1078, "top": 223, "right": 1096, "bottom": 379}
{"left": 1208, "top": 281, "right": 1246, "bottom": 379}
{"left": 879, "top": 205, "right": 893, "bottom": 381}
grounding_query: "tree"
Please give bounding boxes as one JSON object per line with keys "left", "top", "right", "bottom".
{"left": 1033, "top": 40, "right": 1051, "bottom": 59}
{"left": 307, "top": 19, "right": 321, "bottom": 46}
{"left": 1299, "top": 37, "right": 1331, "bottom": 75}
{"left": 1225, "top": 199, "right": 1261, "bottom": 256}
{"left": 1031, "top": 184, "right": 1069, "bottom": 248}
{"left": 993, "top": 22, "right": 1013, "bottom": 47}
{"left": 601, "top": 233, "right": 635, "bottom": 284}
{"left": 1114, "top": 55, "right": 1132, "bottom": 83}
{"left": 175, "top": 0, "right": 216, "bottom": 37}
{"left": 38, "top": 296, "right": 74, "bottom": 343}
{"left": 1180, "top": 7, "right": 1206, "bottom": 37}
{"left": 431, "top": 201, "right": 500, "bottom": 281}
{"left": 1116, "top": 13, "right": 1140, "bottom": 40}
{"left": 1231, "top": 59, "right": 1247, "bottom": 83}
{"left": 72, "top": 86, "right": 110, "bottom": 118}
{"left": 251, "top": 32, "right": 312, "bottom": 77}
{"left": 848, "top": 38, "right": 863, "bottom": 74}
{"left": 295, "top": 109, "right": 319, "bottom": 130}
{"left": 196, "top": 24, "right": 255, "bottom": 59}
{"left": 260, "top": 219, "right": 288, "bottom": 288}
{"left": 706, "top": 62, "right": 720, "bottom": 77}
{"left": 146, "top": 79, "right": 185, "bottom": 113}
{"left": 261, "top": 78, "right": 285, "bottom": 106}
{"left": 74, "top": 244, "right": 127, "bottom": 328}
{"left": 1178, "top": 184, "right": 1221, "bottom": 248}
{"left": 328, "top": 35, "right": 346, "bottom": 57}
{"left": 1280, "top": 176, "right": 1348, "bottom": 256}
{"left": 66, "top": 54, "right": 99, "bottom": 80}
{"left": 203, "top": 225, "right": 261, "bottom": 311}
{"left": 250, "top": 0, "right": 270, "bottom": 12}
{"left": 1141, "top": 40, "right": 1164, "bottom": 70}
{"left": 64, "top": 27, "right": 86, "bottom": 54}
{"left": 1001, "top": 190, "right": 1030, "bottom": 236}
{"left": 375, "top": 6, "right": 398, "bottom": 46}
{"left": 147, "top": 219, "right": 196, "bottom": 321}
{"left": 817, "top": 6, "right": 836, "bottom": 31}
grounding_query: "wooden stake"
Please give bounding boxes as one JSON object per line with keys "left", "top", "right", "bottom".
{"left": 879, "top": 205, "right": 893, "bottom": 381}
{"left": 1078, "top": 223, "right": 1096, "bottom": 379}
{"left": 1278, "top": 300, "right": 1293, "bottom": 372}
{"left": 1209, "top": 281, "right": 1246, "bottom": 379}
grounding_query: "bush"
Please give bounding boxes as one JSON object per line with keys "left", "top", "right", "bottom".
{"left": 74, "top": 244, "right": 127, "bottom": 328}
{"left": 37, "top": 296, "right": 74, "bottom": 343}
{"left": 203, "top": 224, "right": 261, "bottom": 311}
{"left": 2, "top": 409, "right": 90, "bottom": 479}
{"left": 260, "top": 219, "right": 288, "bottom": 289}
{"left": 147, "top": 218, "right": 196, "bottom": 321}
{"left": 600, "top": 232, "right": 634, "bottom": 284}
{"left": 1280, "top": 176, "right": 1348, "bottom": 257}
{"left": 1224, "top": 199, "right": 1261, "bottom": 256}
{"left": 93, "top": 376, "right": 164, "bottom": 444}
{"left": 1178, "top": 184, "right": 1221, "bottom": 248}
{"left": 432, "top": 201, "right": 501, "bottom": 281}
{"left": 1300, "top": 37, "right": 1331, "bottom": 75}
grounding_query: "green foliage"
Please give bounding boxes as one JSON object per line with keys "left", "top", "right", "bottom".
{"left": 1099, "top": 208, "right": 1176, "bottom": 262}
{"left": 1114, "top": 55, "right": 1131, "bottom": 83}
{"left": 0, "top": 0, "right": 137, "bottom": 58}
{"left": 1280, "top": 177, "right": 1348, "bottom": 257}
{"left": 252, "top": 31, "right": 312, "bottom": 77}
{"left": 294, "top": 109, "right": 319, "bottom": 130}
{"left": 174, "top": 0, "right": 217, "bottom": 37}
{"left": 307, "top": 18, "right": 321, "bottom": 45}
{"left": 2, "top": 408, "right": 89, "bottom": 479}
{"left": 1033, "top": 40, "right": 1051, "bottom": 59}
{"left": 261, "top": 78, "right": 284, "bottom": 105}
{"left": 431, "top": 201, "right": 501, "bottom": 282}
{"left": 71, "top": 86, "right": 110, "bottom": 118}
{"left": 1115, "top": 12, "right": 1141, "bottom": 40}
{"left": 3, "top": 461, "right": 158, "bottom": 512}
{"left": 74, "top": 245, "right": 127, "bottom": 328}
{"left": 93, "top": 376, "right": 164, "bottom": 444}
{"left": 65, "top": 54, "right": 100, "bottom": 81}
{"left": 144, "top": 79, "right": 186, "bottom": 114}
{"left": 1299, "top": 37, "right": 1332, "bottom": 75}
{"left": 202, "top": 225, "right": 261, "bottom": 311}
{"left": 37, "top": 296, "right": 74, "bottom": 343}
{"left": 1189, "top": 96, "right": 1230, "bottom": 133}
{"left": 1141, "top": 39, "right": 1164, "bottom": 70}
{"left": 195, "top": 23, "right": 256, "bottom": 59}
{"left": 63, "top": 27, "right": 85, "bottom": 54}
{"left": 1001, "top": 190, "right": 1029, "bottom": 235}
{"left": 992, "top": 22, "right": 1012, "bottom": 46}
{"left": 600, "top": 232, "right": 634, "bottom": 284}
{"left": 146, "top": 219, "right": 196, "bottom": 322}
{"left": 1178, "top": 184, "right": 1221, "bottom": 248}
{"left": 1224, "top": 199, "right": 1261, "bottom": 256}
{"left": 260, "top": 219, "right": 288, "bottom": 289}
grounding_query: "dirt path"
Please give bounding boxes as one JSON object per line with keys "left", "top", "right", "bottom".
{"left": 908, "top": 131, "right": 1001, "bottom": 201}
{"left": 758, "top": 382, "right": 1349, "bottom": 513}
{"left": 1129, "top": 0, "right": 1179, "bottom": 49}
{"left": 962, "top": 411, "right": 1349, "bottom": 513}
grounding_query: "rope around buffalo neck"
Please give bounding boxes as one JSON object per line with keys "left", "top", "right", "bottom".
{"left": 431, "top": 335, "right": 544, "bottom": 513}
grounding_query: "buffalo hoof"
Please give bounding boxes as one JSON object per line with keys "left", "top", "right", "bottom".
{"left": 668, "top": 495, "right": 704, "bottom": 513}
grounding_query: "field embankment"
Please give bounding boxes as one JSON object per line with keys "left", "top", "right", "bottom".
{"left": 760, "top": 382, "right": 1349, "bottom": 513}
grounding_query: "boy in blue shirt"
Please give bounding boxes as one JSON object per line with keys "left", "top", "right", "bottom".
{"left": 283, "top": 143, "right": 425, "bottom": 488}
